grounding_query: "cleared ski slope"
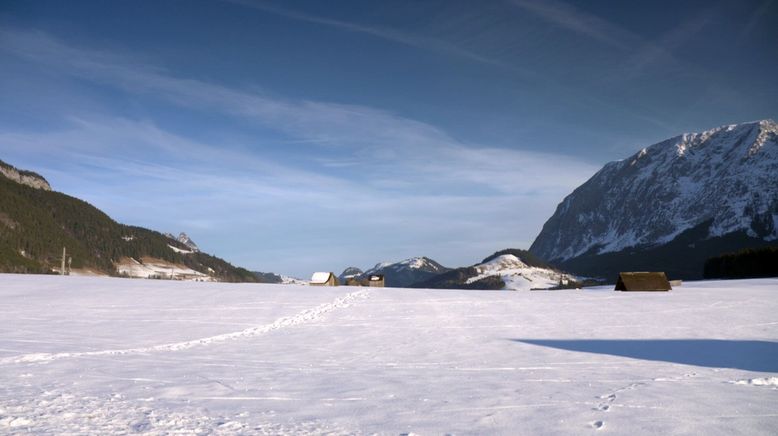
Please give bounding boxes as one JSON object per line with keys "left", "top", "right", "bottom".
{"left": 0, "top": 274, "right": 776, "bottom": 435}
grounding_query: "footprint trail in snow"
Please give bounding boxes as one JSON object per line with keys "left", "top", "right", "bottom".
{"left": 0, "top": 289, "right": 371, "bottom": 365}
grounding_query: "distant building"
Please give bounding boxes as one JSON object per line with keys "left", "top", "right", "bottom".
{"left": 367, "top": 274, "right": 385, "bottom": 287}
{"left": 345, "top": 277, "right": 362, "bottom": 286}
{"left": 310, "top": 272, "right": 339, "bottom": 286}
{"left": 615, "top": 272, "right": 671, "bottom": 292}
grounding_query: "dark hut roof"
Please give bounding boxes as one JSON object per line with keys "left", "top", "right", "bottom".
{"left": 615, "top": 272, "right": 672, "bottom": 292}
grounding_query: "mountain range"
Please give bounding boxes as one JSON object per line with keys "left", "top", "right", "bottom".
{"left": 336, "top": 251, "right": 579, "bottom": 290}
{"left": 339, "top": 256, "right": 450, "bottom": 288}
{"left": 3, "top": 119, "right": 774, "bottom": 285}
{"left": 413, "top": 249, "right": 580, "bottom": 290}
{"left": 530, "top": 120, "right": 778, "bottom": 279}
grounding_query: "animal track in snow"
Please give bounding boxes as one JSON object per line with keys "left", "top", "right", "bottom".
{"left": 594, "top": 393, "right": 617, "bottom": 411}
{"left": 590, "top": 420, "right": 605, "bottom": 430}
{"left": 594, "top": 382, "right": 646, "bottom": 412}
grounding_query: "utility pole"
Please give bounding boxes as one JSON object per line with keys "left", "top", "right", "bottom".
{"left": 61, "top": 247, "right": 66, "bottom": 276}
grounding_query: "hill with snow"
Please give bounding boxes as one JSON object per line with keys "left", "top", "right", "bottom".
{"left": 530, "top": 120, "right": 778, "bottom": 279}
{"left": 356, "top": 256, "right": 450, "bottom": 287}
{"left": 416, "top": 249, "right": 576, "bottom": 290}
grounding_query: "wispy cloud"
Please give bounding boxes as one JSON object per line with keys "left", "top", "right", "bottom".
{"left": 510, "top": 0, "right": 634, "bottom": 50}
{"left": 619, "top": 8, "right": 716, "bottom": 80}
{"left": 222, "top": 0, "right": 512, "bottom": 69}
{"left": 0, "top": 27, "right": 600, "bottom": 275}
{"left": 0, "top": 28, "right": 598, "bottom": 194}
{"left": 739, "top": 0, "right": 775, "bottom": 43}
{"left": 510, "top": 0, "right": 716, "bottom": 75}
{"left": 220, "top": 1, "right": 696, "bottom": 133}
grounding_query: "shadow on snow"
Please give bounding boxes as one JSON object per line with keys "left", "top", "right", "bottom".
{"left": 510, "top": 339, "right": 778, "bottom": 372}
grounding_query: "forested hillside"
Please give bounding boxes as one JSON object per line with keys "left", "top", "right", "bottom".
{"left": 0, "top": 163, "right": 257, "bottom": 282}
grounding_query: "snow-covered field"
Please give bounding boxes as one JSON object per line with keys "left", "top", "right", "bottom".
{"left": 0, "top": 274, "right": 776, "bottom": 435}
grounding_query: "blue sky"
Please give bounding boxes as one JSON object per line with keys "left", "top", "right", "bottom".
{"left": 1, "top": 0, "right": 776, "bottom": 277}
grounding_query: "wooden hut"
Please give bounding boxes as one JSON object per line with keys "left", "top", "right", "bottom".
{"left": 310, "top": 272, "right": 339, "bottom": 286}
{"left": 615, "top": 272, "right": 671, "bottom": 292}
{"left": 345, "top": 277, "right": 362, "bottom": 286}
{"left": 367, "top": 274, "right": 385, "bottom": 287}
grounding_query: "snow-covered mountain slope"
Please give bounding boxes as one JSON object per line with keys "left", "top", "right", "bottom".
{"left": 531, "top": 120, "right": 778, "bottom": 278}
{"left": 466, "top": 254, "right": 572, "bottom": 291}
{"left": 115, "top": 257, "right": 213, "bottom": 281}
{"left": 360, "top": 256, "right": 450, "bottom": 287}
{"left": 2, "top": 274, "right": 776, "bottom": 435}
{"left": 364, "top": 256, "right": 448, "bottom": 275}
{"left": 416, "top": 250, "right": 576, "bottom": 290}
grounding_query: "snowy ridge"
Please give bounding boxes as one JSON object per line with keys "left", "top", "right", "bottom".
{"left": 466, "top": 254, "right": 570, "bottom": 291}
{"left": 164, "top": 232, "right": 200, "bottom": 252}
{"left": 364, "top": 256, "right": 446, "bottom": 275}
{"left": 0, "top": 289, "right": 370, "bottom": 365}
{"left": 397, "top": 257, "right": 439, "bottom": 270}
{"left": 531, "top": 120, "right": 778, "bottom": 262}
{"left": 177, "top": 232, "right": 200, "bottom": 252}
{"left": 359, "top": 256, "right": 450, "bottom": 287}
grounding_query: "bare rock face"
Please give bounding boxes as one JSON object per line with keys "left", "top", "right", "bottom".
{"left": 177, "top": 232, "right": 200, "bottom": 252}
{"left": 530, "top": 120, "right": 778, "bottom": 278}
{"left": 0, "top": 160, "right": 52, "bottom": 191}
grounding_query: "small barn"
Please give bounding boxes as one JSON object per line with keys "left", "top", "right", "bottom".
{"left": 367, "top": 274, "right": 385, "bottom": 287}
{"left": 310, "top": 272, "right": 339, "bottom": 286}
{"left": 345, "top": 277, "right": 362, "bottom": 286}
{"left": 615, "top": 272, "right": 672, "bottom": 292}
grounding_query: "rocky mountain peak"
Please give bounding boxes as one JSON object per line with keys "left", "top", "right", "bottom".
{"left": 529, "top": 119, "right": 778, "bottom": 279}
{"left": 177, "top": 232, "right": 200, "bottom": 252}
{"left": 0, "top": 159, "right": 51, "bottom": 191}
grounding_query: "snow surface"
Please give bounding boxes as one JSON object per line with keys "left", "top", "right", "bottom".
{"left": 0, "top": 274, "right": 776, "bottom": 435}
{"left": 167, "top": 244, "right": 193, "bottom": 254}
